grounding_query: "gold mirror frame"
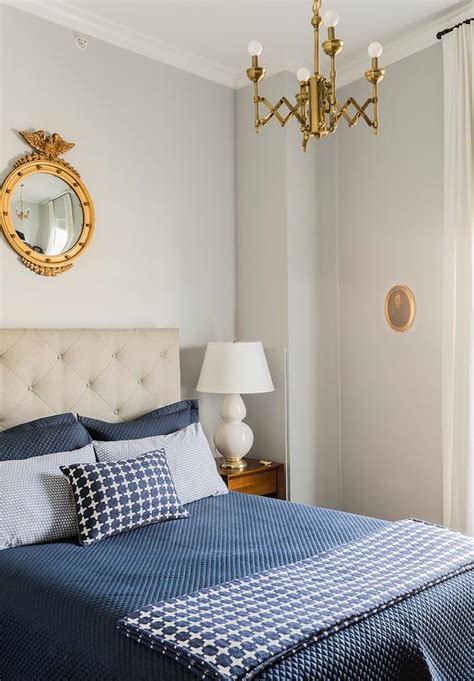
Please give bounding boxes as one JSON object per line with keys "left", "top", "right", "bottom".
{"left": 384, "top": 284, "right": 416, "bottom": 333}
{"left": 0, "top": 130, "right": 94, "bottom": 276}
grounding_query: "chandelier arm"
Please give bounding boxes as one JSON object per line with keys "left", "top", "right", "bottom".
{"left": 372, "top": 84, "right": 379, "bottom": 134}
{"left": 253, "top": 82, "right": 261, "bottom": 133}
{"left": 256, "top": 96, "right": 278, "bottom": 126}
{"left": 329, "top": 57, "right": 337, "bottom": 111}
{"left": 260, "top": 97, "right": 291, "bottom": 126}
{"left": 365, "top": 57, "right": 384, "bottom": 134}
{"left": 337, "top": 108, "right": 373, "bottom": 128}
{"left": 281, "top": 97, "right": 307, "bottom": 127}
{"left": 336, "top": 97, "right": 375, "bottom": 128}
{"left": 257, "top": 96, "right": 307, "bottom": 128}
{"left": 357, "top": 98, "right": 376, "bottom": 127}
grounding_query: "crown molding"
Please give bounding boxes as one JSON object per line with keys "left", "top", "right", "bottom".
{"left": 2, "top": 0, "right": 472, "bottom": 91}
{"left": 336, "top": 1, "right": 472, "bottom": 88}
{"left": 235, "top": 1, "right": 472, "bottom": 90}
{"left": 1, "top": 0, "right": 236, "bottom": 88}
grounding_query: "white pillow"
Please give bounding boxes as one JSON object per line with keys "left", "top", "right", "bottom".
{"left": 94, "top": 423, "right": 228, "bottom": 505}
{"left": 0, "top": 443, "right": 96, "bottom": 550}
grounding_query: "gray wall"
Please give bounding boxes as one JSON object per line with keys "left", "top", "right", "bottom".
{"left": 0, "top": 5, "right": 445, "bottom": 519}
{"left": 236, "top": 72, "right": 341, "bottom": 507}
{"left": 236, "top": 44, "right": 444, "bottom": 520}
{"left": 337, "top": 44, "right": 444, "bottom": 522}
{"left": 0, "top": 5, "right": 236, "bottom": 440}
{"left": 236, "top": 73, "right": 289, "bottom": 472}
{"left": 286, "top": 120, "right": 341, "bottom": 508}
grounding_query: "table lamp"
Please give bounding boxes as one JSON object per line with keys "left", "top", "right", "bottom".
{"left": 196, "top": 341, "right": 274, "bottom": 469}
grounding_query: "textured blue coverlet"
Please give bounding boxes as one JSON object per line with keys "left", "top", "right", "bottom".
{"left": 0, "top": 493, "right": 472, "bottom": 680}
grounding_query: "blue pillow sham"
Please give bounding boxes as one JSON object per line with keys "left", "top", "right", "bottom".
{"left": 78, "top": 400, "right": 199, "bottom": 441}
{"left": 61, "top": 448, "right": 189, "bottom": 545}
{"left": 0, "top": 413, "right": 92, "bottom": 462}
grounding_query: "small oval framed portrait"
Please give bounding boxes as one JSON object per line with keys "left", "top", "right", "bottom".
{"left": 385, "top": 285, "right": 416, "bottom": 332}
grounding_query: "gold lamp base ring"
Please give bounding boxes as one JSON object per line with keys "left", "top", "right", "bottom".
{"left": 219, "top": 458, "right": 248, "bottom": 470}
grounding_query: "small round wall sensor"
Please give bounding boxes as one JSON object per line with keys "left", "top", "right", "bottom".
{"left": 75, "top": 35, "right": 88, "bottom": 51}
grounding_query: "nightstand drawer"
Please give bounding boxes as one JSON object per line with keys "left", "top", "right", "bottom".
{"left": 228, "top": 469, "right": 277, "bottom": 496}
{"left": 218, "top": 459, "right": 286, "bottom": 499}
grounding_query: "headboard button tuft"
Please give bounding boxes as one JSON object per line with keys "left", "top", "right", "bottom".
{"left": 114, "top": 409, "right": 119, "bottom": 415}
{"left": 86, "top": 382, "right": 92, "bottom": 389}
{"left": 57, "top": 354, "right": 63, "bottom": 360}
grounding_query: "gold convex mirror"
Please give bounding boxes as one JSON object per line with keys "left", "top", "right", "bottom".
{"left": 0, "top": 130, "right": 94, "bottom": 276}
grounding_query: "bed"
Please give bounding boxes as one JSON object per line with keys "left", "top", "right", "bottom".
{"left": 1, "top": 329, "right": 473, "bottom": 681}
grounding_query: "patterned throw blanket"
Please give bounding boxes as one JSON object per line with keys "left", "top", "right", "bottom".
{"left": 118, "top": 520, "right": 474, "bottom": 680}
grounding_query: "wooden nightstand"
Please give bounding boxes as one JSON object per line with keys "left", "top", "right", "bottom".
{"left": 218, "top": 459, "right": 286, "bottom": 500}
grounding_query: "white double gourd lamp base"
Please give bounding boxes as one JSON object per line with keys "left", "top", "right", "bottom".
{"left": 215, "top": 393, "right": 253, "bottom": 469}
{"left": 197, "top": 342, "right": 274, "bottom": 469}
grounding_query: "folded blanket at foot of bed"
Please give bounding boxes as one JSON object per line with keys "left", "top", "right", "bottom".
{"left": 118, "top": 519, "right": 474, "bottom": 681}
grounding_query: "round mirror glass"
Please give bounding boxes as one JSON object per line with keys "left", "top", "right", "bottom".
{"left": 10, "top": 173, "right": 84, "bottom": 256}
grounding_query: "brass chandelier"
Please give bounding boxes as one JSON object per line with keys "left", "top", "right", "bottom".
{"left": 246, "top": 0, "right": 385, "bottom": 150}
{"left": 15, "top": 184, "right": 30, "bottom": 221}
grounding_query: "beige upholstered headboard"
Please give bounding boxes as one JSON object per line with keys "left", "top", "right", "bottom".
{"left": 0, "top": 329, "right": 180, "bottom": 431}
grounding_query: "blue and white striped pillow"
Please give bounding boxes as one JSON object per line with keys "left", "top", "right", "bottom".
{"left": 61, "top": 449, "right": 188, "bottom": 546}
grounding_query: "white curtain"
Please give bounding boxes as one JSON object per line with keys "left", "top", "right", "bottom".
{"left": 442, "top": 22, "right": 474, "bottom": 535}
{"left": 46, "top": 193, "right": 74, "bottom": 255}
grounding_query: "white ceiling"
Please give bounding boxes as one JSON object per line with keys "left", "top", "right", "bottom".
{"left": 4, "top": 0, "right": 472, "bottom": 87}
{"left": 13, "top": 174, "right": 72, "bottom": 203}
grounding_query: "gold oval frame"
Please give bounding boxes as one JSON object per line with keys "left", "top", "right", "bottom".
{"left": 384, "top": 285, "right": 416, "bottom": 333}
{"left": 0, "top": 131, "right": 94, "bottom": 276}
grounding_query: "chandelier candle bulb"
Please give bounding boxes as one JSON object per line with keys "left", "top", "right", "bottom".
{"left": 248, "top": 41, "right": 263, "bottom": 57}
{"left": 323, "top": 10, "right": 339, "bottom": 28}
{"left": 245, "top": 0, "right": 385, "bottom": 148}
{"left": 297, "top": 67, "right": 311, "bottom": 83}
{"left": 368, "top": 41, "right": 383, "bottom": 58}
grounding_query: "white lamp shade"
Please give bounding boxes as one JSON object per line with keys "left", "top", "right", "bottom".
{"left": 196, "top": 342, "right": 274, "bottom": 395}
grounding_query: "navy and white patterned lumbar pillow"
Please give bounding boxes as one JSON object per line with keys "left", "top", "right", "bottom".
{"left": 61, "top": 449, "right": 188, "bottom": 545}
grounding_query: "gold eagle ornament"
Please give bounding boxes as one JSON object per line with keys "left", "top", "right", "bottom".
{"left": 19, "top": 130, "right": 75, "bottom": 160}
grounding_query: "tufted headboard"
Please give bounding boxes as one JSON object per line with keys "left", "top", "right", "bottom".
{"left": 0, "top": 329, "right": 180, "bottom": 431}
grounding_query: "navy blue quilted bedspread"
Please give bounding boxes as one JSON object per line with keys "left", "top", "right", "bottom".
{"left": 1, "top": 493, "right": 472, "bottom": 680}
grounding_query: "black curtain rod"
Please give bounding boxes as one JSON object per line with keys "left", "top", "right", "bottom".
{"left": 436, "top": 17, "right": 472, "bottom": 40}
